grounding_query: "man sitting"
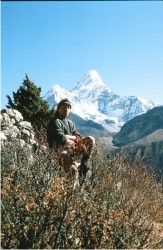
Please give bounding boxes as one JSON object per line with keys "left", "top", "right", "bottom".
{"left": 47, "top": 99, "right": 95, "bottom": 188}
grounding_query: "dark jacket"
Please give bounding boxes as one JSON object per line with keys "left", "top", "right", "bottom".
{"left": 47, "top": 115, "right": 76, "bottom": 149}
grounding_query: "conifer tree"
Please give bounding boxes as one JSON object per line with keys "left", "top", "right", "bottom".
{"left": 6, "top": 74, "right": 52, "bottom": 130}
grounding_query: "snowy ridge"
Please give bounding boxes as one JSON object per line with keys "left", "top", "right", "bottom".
{"left": 45, "top": 70, "right": 158, "bottom": 133}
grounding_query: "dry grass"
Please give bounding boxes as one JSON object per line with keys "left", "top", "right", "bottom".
{"left": 1, "top": 137, "right": 163, "bottom": 249}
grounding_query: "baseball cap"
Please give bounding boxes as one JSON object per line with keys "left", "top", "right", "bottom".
{"left": 57, "top": 99, "right": 71, "bottom": 109}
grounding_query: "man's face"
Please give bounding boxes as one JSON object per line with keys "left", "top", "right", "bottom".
{"left": 58, "top": 104, "right": 71, "bottom": 118}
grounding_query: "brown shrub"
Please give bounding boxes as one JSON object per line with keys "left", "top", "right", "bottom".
{"left": 1, "top": 138, "right": 163, "bottom": 249}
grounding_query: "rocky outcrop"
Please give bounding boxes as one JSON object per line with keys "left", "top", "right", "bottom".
{"left": 0, "top": 109, "right": 36, "bottom": 149}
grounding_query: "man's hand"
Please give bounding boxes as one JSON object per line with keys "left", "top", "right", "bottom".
{"left": 65, "top": 135, "right": 76, "bottom": 141}
{"left": 65, "top": 135, "right": 76, "bottom": 146}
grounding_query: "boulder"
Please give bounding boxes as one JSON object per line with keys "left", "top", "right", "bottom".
{"left": 0, "top": 109, "right": 36, "bottom": 145}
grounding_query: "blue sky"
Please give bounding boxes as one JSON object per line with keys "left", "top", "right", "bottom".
{"left": 1, "top": 1, "right": 163, "bottom": 109}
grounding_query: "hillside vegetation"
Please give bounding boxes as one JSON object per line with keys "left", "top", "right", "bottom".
{"left": 1, "top": 136, "right": 163, "bottom": 249}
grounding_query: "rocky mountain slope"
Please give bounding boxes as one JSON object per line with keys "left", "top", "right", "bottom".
{"left": 107, "top": 106, "right": 163, "bottom": 173}
{"left": 113, "top": 106, "right": 163, "bottom": 146}
{"left": 45, "top": 70, "right": 157, "bottom": 133}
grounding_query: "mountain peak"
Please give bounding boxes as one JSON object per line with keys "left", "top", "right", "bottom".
{"left": 45, "top": 69, "right": 158, "bottom": 133}
{"left": 73, "top": 70, "right": 108, "bottom": 91}
{"left": 86, "top": 70, "right": 104, "bottom": 83}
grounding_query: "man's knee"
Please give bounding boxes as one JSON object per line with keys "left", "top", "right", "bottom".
{"left": 59, "top": 151, "right": 73, "bottom": 168}
{"left": 88, "top": 136, "right": 95, "bottom": 146}
{"left": 82, "top": 136, "right": 95, "bottom": 145}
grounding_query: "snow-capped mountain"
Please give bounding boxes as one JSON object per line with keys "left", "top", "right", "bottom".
{"left": 45, "top": 70, "right": 158, "bottom": 133}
